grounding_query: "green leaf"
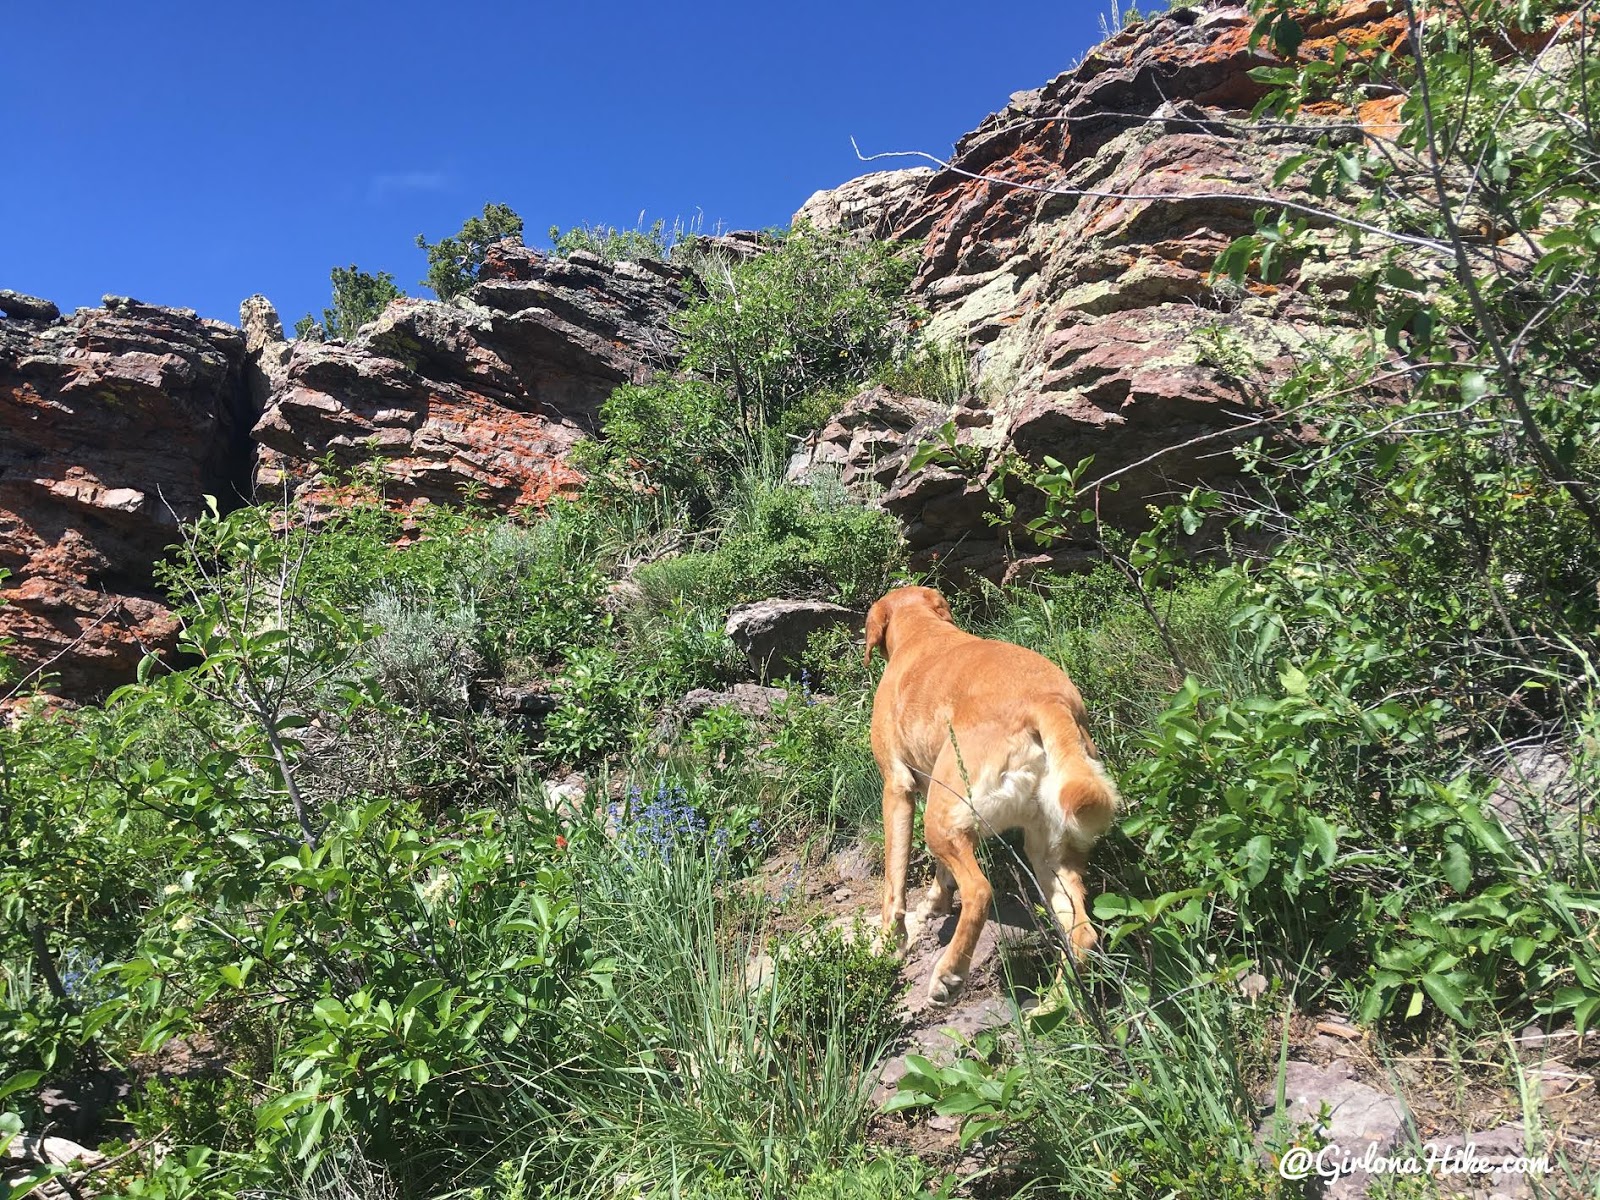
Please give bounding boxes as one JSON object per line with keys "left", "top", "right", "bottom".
{"left": 1271, "top": 15, "right": 1305, "bottom": 57}
{"left": 1305, "top": 813, "right": 1338, "bottom": 868}
{"left": 1242, "top": 834, "right": 1273, "bottom": 887}
{"left": 1420, "top": 973, "right": 1470, "bottom": 1025}
{"left": 0, "top": 1071, "right": 45, "bottom": 1102}
{"left": 1093, "top": 893, "right": 1145, "bottom": 920}
{"left": 256, "top": 1086, "right": 320, "bottom": 1131}
{"left": 1570, "top": 994, "right": 1600, "bottom": 1039}
{"left": 399, "top": 978, "right": 445, "bottom": 1016}
{"left": 311, "top": 997, "right": 347, "bottom": 1026}
{"left": 882, "top": 1090, "right": 935, "bottom": 1114}
{"left": 1441, "top": 840, "right": 1472, "bottom": 895}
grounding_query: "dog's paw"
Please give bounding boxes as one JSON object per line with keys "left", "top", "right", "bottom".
{"left": 874, "top": 927, "right": 910, "bottom": 959}
{"left": 881, "top": 914, "right": 909, "bottom": 957}
{"left": 927, "top": 971, "right": 966, "bottom": 1007}
{"left": 1069, "top": 922, "right": 1098, "bottom": 957}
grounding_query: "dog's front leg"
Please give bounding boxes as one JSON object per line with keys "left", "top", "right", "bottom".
{"left": 880, "top": 765, "right": 917, "bottom": 952}
{"left": 925, "top": 862, "right": 956, "bottom": 915}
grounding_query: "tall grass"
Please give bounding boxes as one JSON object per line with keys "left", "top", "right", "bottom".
{"left": 497, "top": 823, "right": 906, "bottom": 1199}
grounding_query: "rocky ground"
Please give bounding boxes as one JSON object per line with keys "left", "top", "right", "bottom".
{"left": 736, "top": 823, "right": 1599, "bottom": 1199}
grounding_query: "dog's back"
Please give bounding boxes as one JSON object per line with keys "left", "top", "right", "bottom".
{"left": 873, "top": 618, "right": 1118, "bottom": 839}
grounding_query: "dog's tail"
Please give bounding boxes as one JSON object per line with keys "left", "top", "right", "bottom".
{"left": 1036, "top": 700, "right": 1120, "bottom": 845}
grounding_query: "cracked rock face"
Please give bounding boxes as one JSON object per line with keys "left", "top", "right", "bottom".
{"left": 798, "top": 1, "right": 1408, "bottom": 580}
{"left": 250, "top": 245, "right": 691, "bottom": 513}
{"left": 0, "top": 299, "right": 255, "bottom": 700}
{"left": 2, "top": 245, "right": 693, "bottom": 703}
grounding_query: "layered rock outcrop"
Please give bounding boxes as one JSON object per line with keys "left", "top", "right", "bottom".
{"left": 251, "top": 245, "right": 690, "bottom": 511}
{"left": 794, "top": 168, "right": 933, "bottom": 237}
{"left": 0, "top": 298, "right": 254, "bottom": 699}
{"left": 6, "top": 2, "right": 1412, "bottom": 696}
{"left": 3, "top": 246, "right": 693, "bottom": 701}
{"left": 801, "top": 0, "right": 1407, "bottom": 579}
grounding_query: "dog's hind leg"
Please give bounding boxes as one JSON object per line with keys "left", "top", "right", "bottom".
{"left": 880, "top": 762, "right": 918, "bottom": 951}
{"left": 1025, "top": 831, "right": 1097, "bottom": 958}
{"left": 1059, "top": 846, "right": 1097, "bottom": 955}
{"left": 924, "top": 744, "right": 993, "bottom": 1006}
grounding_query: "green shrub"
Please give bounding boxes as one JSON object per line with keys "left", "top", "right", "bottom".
{"left": 257, "top": 487, "right": 609, "bottom": 679}
{"left": 765, "top": 626, "right": 881, "bottom": 830}
{"left": 417, "top": 202, "right": 525, "bottom": 299}
{"left": 296, "top": 264, "right": 405, "bottom": 342}
{"left": 890, "top": 948, "right": 1310, "bottom": 1198}
{"left": 679, "top": 223, "right": 916, "bottom": 432}
{"left": 549, "top": 218, "right": 670, "bottom": 262}
{"left": 581, "top": 377, "right": 748, "bottom": 510}
{"left": 634, "top": 479, "right": 903, "bottom": 617}
{"left": 360, "top": 590, "right": 482, "bottom": 715}
{"left": 768, "top": 920, "right": 903, "bottom": 1065}
{"left": 464, "top": 511, "right": 610, "bottom": 672}
{"left": 587, "top": 225, "right": 918, "bottom": 515}
{"left": 684, "top": 703, "right": 757, "bottom": 776}
{"left": 522, "top": 819, "right": 896, "bottom": 1198}
{"left": 717, "top": 478, "right": 903, "bottom": 609}
{"left": 542, "top": 645, "right": 636, "bottom": 764}
{"left": 638, "top": 595, "right": 747, "bottom": 693}
{"left": 874, "top": 339, "right": 972, "bottom": 406}
{"left": 964, "top": 565, "right": 1240, "bottom": 758}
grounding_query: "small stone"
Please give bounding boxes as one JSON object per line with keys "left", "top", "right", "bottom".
{"left": 830, "top": 843, "right": 876, "bottom": 882}
{"left": 542, "top": 774, "right": 587, "bottom": 814}
{"left": 1265, "top": 1060, "right": 1405, "bottom": 1200}
{"left": 1315, "top": 1019, "right": 1362, "bottom": 1041}
{"left": 1530, "top": 1065, "right": 1588, "bottom": 1099}
{"left": 744, "top": 953, "right": 775, "bottom": 992}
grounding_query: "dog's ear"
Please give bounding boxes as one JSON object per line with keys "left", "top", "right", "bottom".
{"left": 864, "top": 599, "right": 888, "bottom": 667}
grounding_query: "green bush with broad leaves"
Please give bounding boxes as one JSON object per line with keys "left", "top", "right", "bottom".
{"left": 584, "top": 224, "right": 919, "bottom": 516}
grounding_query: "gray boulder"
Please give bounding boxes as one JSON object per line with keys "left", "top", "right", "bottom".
{"left": 724, "top": 599, "right": 863, "bottom": 682}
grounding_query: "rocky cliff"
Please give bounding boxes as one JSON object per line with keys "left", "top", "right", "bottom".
{"left": 251, "top": 245, "right": 689, "bottom": 513}
{"left": 0, "top": 297, "right": 254, "bottom": 698}
{"left": 3, "top": 0, "right": 1407, "bottom": 698}
{"left": 794, "top": 0, "right": 1407, "bottom": 579}
{"left": 1, "top": 247, "right": 690, "bottom": 701}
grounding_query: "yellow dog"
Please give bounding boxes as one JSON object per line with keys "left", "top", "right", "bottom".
{"left": 864, "top": 586, "right": 1118, "bottom": 1004}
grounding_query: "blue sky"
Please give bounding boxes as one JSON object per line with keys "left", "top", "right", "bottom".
{"left": 5, "top": 2, "right": 1107, "bottom": 328}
